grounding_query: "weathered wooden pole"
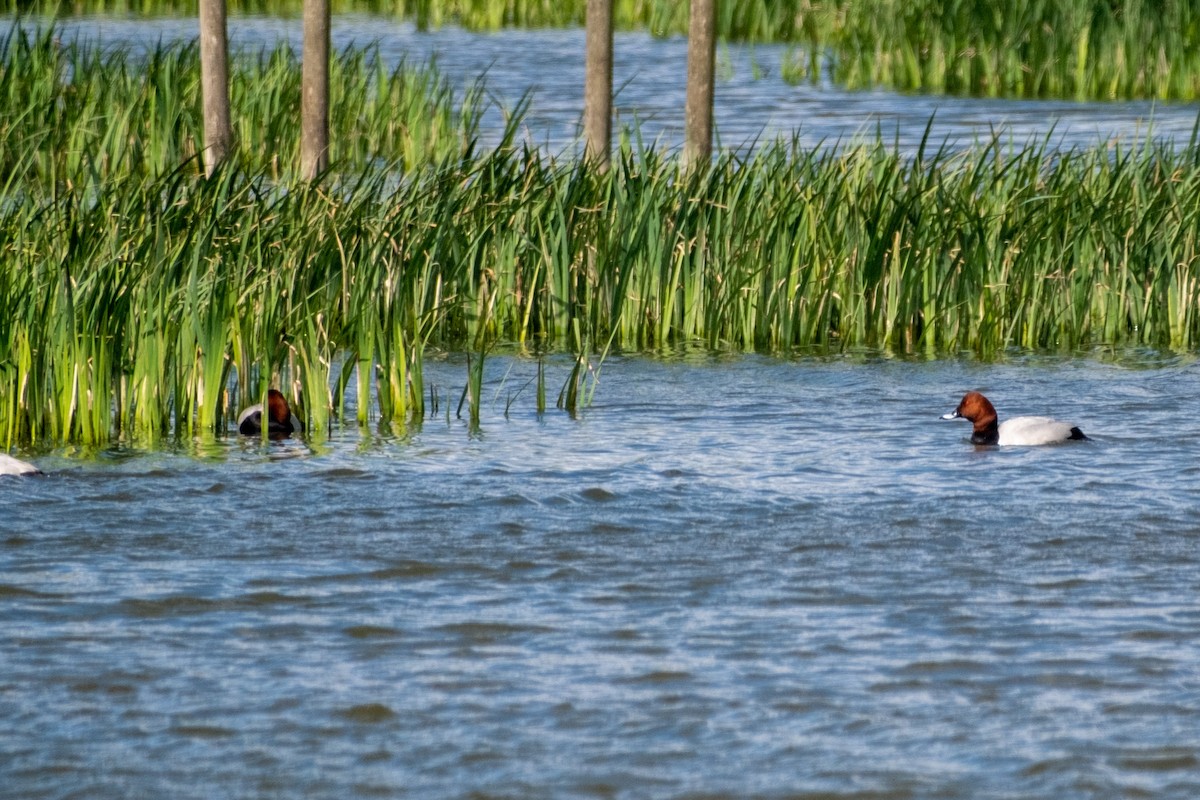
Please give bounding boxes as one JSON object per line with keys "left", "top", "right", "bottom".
{"left": 300, "top": 0, "right": 331, "bottom": 180}
{"left": 683, "top": 0, "right": 716, "bottom": 168}
{"left": 198, "top": 0, "right": 232, "bottom": 176}
{"left": 583, "top": 0, "right": 614, "bottom": 168}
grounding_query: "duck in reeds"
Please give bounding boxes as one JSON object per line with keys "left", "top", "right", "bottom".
{"left": 0, "top": 453, "right": 43, "bottom": 476}
{"left": 941, "top": 391, "right": 1088, "bottom": 446}
{"left": 238, "top": 389, "right": 303, "bottom": 438}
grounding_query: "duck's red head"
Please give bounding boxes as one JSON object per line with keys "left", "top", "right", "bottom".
{"left": 953, "top": 391, "right": 997, "bottom": 426}
{"left": 944, "top": 391, "right": 999, "bottom": 445}
{"left": 266, "top": 389, "right": 292, "bottom": 426}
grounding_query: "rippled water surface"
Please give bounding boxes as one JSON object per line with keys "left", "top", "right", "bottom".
{"left": 3, "top": 354, "right": 1200, "bottom": 799}
{"left": 20, "top": 15, "right": 1200, "bottom": 153}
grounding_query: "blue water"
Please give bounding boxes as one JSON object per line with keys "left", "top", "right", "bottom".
{"left": 3, "top": 353, "right": 1200, "bottom": 798}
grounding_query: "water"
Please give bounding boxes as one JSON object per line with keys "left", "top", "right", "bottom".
{"left": 4, "top": 353, "right": 1200, "bottom": 799}
{"left": 26, "top": 15, "right": 1200, "bottom": 154}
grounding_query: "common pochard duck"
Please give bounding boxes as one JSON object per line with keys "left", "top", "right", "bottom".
{"left": 238, "top": 389, "right": 303, "bottom": 438}
{"left": 942, "top": 391, "right": 1088, "bottom": 446}
{"left": 0, "top": 453, "right": 42, "bottom": 476}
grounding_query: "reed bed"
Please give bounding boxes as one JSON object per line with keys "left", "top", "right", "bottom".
{"left": 0, "top": 27, "right": 480, "bottom": 185}
{"left": 6, "top": 132, "right": 1200, "bottom": 445}
{"left": 4, "top": 34, "right": 1200, "bottom": 445}
{"left": 9, "top": 0, "right": 1200, "bottom": 99}
{"left": 832, "top": 0, "right": 1200, "bottom": 100}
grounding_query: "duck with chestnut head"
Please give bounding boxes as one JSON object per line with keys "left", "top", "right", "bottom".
{"left": 238, "top": 389, "right": 304, "bottom": 438}
{"left": 941, "top": 391, "right": 1088, "bottom": 446}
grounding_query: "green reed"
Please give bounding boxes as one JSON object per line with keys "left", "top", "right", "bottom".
{"left": 831, "top": 0, "right": 1200, "bottom": 100}
{"left": 7, "top": 127, "right": 1200, "bottom": 446}
{"left": 0, "top": 27, "right": 480, "bottom": 186}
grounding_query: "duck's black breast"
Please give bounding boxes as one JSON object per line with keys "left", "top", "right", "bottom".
{"left": 970, "top": 420, "right": 1000, "bottom": 446}
{"left": 238, "top": 409, "right": 263, "bottom": 435}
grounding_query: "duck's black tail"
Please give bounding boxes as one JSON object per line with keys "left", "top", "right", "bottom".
{"left": 1068, "top": 426, "right": 1088, "bottom": 441}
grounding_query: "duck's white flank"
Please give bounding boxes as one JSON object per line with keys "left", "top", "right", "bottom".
{"left": 996, "top": 415, "right": 1082, "bottom": 446}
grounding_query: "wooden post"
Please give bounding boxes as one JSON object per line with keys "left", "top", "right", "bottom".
{"left": 683, "top": 0, "right": 716, "bottom": 169}
{"left": 198, "top": 0, "right": 232, "bottom": 176}
{"left": 300, "top": 0, "right": 331, "bottom": 180}
{"left": 583, "top": 0, "right": 614, "bottom": 168}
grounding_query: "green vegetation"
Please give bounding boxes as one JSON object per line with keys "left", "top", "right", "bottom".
{"left": 833, "top": 0, "right": 1200, "bottom": 100}
{"left": 0, "top": 27, "right": 480, "bottom": 181}
{"left": 3, "top": 32, "right": 1200, "bottom": 446}
{"left": 7, "top": 0, "right": 1200, "bottom": 100}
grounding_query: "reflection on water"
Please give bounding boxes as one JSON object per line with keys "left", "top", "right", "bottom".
{"left": 3, "top": 353, "right": 1200, "bottom": 799}
{"left": 16, "top": 15, "right": 1200, "bottom": 155}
